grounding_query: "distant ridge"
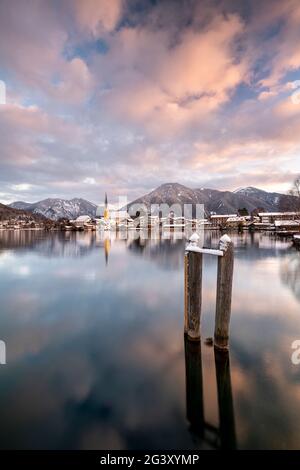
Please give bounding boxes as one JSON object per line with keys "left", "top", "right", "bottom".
{"left": 8, "top": 184, "right": 299, "bottom": 220}
{"left": 0, "top": 202, "right": 47, "bottom": 222}
{"left": 127, "top": 183, "right": 299, "bottom": 214}
{"left": 10, "top": 198, "right": 97, "bottom": 221}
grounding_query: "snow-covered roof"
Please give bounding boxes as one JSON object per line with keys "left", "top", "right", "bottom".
{"left": 210, "top": 214, "right": 237, "bottom": 219}
{"left": 253, "top": 222, "right": 273, "bottom": 226}
{"left": 259, "top": 212, "right": 299, "bottom": 217}
{"left": 75, "top": 215, "right": 91, "bottom": 222}
{"left": 275, "top": 220, "right": 300, "bottom": 227}
{"left": 226, "top": 216, "right": 246, "bottom": 222}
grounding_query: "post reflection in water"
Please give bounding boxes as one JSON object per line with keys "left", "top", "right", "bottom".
{"left": 214, "top": 349, "right": 236, "bottom": 450}
{"left": 184, "top": 338, "right": 204, "bottom": 438}
{"left": 184, "top": 336, "right": 236, "bottom": 449}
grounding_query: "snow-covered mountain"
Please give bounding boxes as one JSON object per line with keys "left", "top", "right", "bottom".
{"left": 234, "top": 186, "right": 281, "bottom": 205}
{"left": 127, "top": 183, "right": 299, "bottom": 215}
{"left": 10, "top": 198, "right": 97, "bottom": 221}
{"left": 0, "top": 202, "right": 46, "bottom": 222}
{"left": 9, "top": 184, "right": 299, "bottom": 221}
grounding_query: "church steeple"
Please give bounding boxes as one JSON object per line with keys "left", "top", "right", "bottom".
{"left": 104, "top": 192, "right": 109, "bottom": 220}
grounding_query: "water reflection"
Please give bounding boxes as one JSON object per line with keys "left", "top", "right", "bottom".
{"left": 0, "top": 230, "right": 299, "bottom": 449}
{"left": 185, "top": 339, "right": 204, "bottom": 438}
{"left": 104, "top": 237, "right": 110, "bottom": 266}
{"left": 280, "top": 252, "right": 300, "bottom": 302}
{"left": 127, "top": 236, "right": 184, "bottom": 270}
{"left": 214, "top": 349, "right": 236, "bottom": 449}
{"left": 184, "top": 338, "right": 236, "bottom": 449}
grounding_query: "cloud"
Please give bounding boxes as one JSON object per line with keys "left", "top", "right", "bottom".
{"left": 94, "top": 12, "right": 247, "bottom": 137}
{"left": 252, "top": 0, "right": 300, "bottom": 90}
{"left": 0, "top": 0, "right": 299, "bottom": 202}
{"left": 11, "top": 184, "right": 33, "bottom": 192}
{"left": 0, "top": 0, "right": 94, "bottom": 105}
{"left": 71, "top": 0, "right": 123, "bottom": 35}
{"left": 83, "top": 177, "right": 96, "bottom": 185}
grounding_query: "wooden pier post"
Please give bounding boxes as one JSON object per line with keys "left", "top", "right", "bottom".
{"left": 214, "top": 235, "right": 234, "bottom": 350}
{"left": 185, "top": 233, "right": 202, "bottom": 341}
{"left": 184, "top": 252, "right": 189, "bottom": 333}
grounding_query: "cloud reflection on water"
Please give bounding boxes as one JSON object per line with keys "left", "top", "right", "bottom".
{"left": 0, "top": 231, "right": 299, "bottom": 448}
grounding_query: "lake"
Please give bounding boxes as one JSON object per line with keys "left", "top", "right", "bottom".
{"left": 0, "top": 229, "right": 299, "bottom": 449}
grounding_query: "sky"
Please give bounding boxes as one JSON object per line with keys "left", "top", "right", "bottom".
{"left": 0, "top": 0, "right": 300, "bottom": 205}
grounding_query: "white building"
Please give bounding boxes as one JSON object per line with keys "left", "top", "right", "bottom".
{"left": 71, "top": 215, "right": 92, "bottom": 228}
{"left": 258, "top": 212, "right": 300, "bottom": 224}
{"left": 210, "top": 214, "right": 237, "bottom": 227}
{"left": 274, "top": 220, "right": 300, "bottom": 231}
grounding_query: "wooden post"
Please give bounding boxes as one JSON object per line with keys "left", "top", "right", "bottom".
{"left": 184, "top": 252, "right": 189, "bottom": 334}
{"left": 214, "top": 235, "right": 234, "bottom": 350}
{"left": 185, "top": 233, "right": 202, "bottom": 341}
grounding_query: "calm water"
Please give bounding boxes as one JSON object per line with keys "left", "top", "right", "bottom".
{"left": 0, "top": 230, "right": 300, "bottom": 450}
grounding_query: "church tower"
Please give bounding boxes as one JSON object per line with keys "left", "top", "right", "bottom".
{"left": 104, "top": 192, "right": 109, "bottom": 220}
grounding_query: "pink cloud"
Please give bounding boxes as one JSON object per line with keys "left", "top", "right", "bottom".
{"left": 71, "top": 0, "right": 123, "bottom": 35}
{"left": 93, "top": 13, "right": 247, "bottom": 137}
{"left": 0, "top": 0, "right": 299, "bottom": 200}
{"left": 0, "top": 0, "right": 94, "bottom": 105}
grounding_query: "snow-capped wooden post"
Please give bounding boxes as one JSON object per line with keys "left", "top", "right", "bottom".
{"left": 184, "top": 233, "right": 202, "bottom": 341}
{"left": 184, "top": 233, "right": 234, "bottom": 346}
{"left": 214, "top": 235, "right": 234, "bottom": 350}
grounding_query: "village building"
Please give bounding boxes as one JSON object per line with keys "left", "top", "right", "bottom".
{"left": 225, "top": 216, "right": 247, "bottom": 229}
{"left": 71, "top": 215, "right": 92, "bottom": 228}
{"left": 210, "top": 214, "right": 237, "bottom": 227}
{"left": 274, "top": 220, "right": 300, "bottom": 232}
{"left": 258, "top": 212, "right": 300, "bottom": 224}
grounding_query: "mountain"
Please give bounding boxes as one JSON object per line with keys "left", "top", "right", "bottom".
{"left": 8, "top": 185, "right": 299, "bottom": 221}
{"left": 234, "top": 187, "right": 282, "bottom": 207}
{"left": 126, "top": 183, "right": 205, "bottom": 217}
{"left": 10, "top": 198, "right": 97, "bottom": 221}
{"left": 233, "top": 186, "right": 299, "bottom": 212}
{"left": 0, "top": 202, "right": 46, "bottom": 222}
{"left": 127, "top": 183, "right": 299, "bottom": 215}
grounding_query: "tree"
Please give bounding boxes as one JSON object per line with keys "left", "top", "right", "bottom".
{"left": 279, "top": 177, "right": 300, "bottom": 211}
{"left": 251, "top": 207, "right": 265, "bottom": 218}
{"left": 238, "top": 207, "right": 249, "bottom": 216}
{"left": 290, "top": 177, "right": 300, "bottom": 212}
{"left": 290, "top": 177, "right": 300, "bottom": 199}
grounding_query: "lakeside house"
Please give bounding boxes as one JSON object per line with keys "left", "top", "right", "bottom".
{"left": 71, "top": 215, "right": 92, "bottom": 229}
{"left": 274, "top": 220, "right": 300, "bottom": 232}
{"left": 69, "top": 215, "right": 99, "bottom": 231}
{"left": 210, "top": 214, "right": 237, "bottom": 227}
{"left": 225, "top": 216, "right": 248, "bottom": 229}
{"left": 0, "top": 219, "right": 45, "bottom": 230}
{"left": 2, "top": 201, "right": 300, "bottom": 234}
{"left": 74, "top": 209, "right": 300, "bottom": 233}
{"left": 258, "top": 212, "right": 300, "bottom": 224}
{"left": 207, "top": 211, "right": 300, "bottom": 232}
